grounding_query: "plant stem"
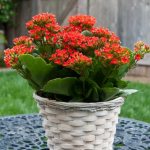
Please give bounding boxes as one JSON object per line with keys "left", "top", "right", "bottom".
{"left": 101, "top": 66, "right": 117, "bottom": 86}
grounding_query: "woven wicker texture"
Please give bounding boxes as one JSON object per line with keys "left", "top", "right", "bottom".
{"left": 34, "top": 93, "right": 124, "bottom": 150}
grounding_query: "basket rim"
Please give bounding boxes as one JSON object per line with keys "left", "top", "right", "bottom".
{"left": 33, "top": 92, "right": 124, "bottom": 111}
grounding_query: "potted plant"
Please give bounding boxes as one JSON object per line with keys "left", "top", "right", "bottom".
{"left": 4, "top": 13, "right": 150, "bottom": 149}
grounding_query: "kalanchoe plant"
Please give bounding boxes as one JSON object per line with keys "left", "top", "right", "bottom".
{"left": 4, "top": 13, "right": 150, "bottom": 102}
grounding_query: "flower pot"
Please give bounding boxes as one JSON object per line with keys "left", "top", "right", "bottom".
{"left": 33, "top": 93, "right": 124, "bottom": 150}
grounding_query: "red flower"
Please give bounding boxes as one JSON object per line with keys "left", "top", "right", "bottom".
{"left": 63, "top": 25, "right": 82, "bottom": 33}
{"left": 91, "top": 27, "right": 120, "bottom": 44}
{"left": 50, "top": 49, "right": 92, "bottom": 73}
{"left": 26, "top": 20, "right": 34, "bottom": 30}
{"left": 63, "top": 51, "right": 92, "bottom": 67}
{"left": 134, "top": 41, "right": 150, "bottom": 61}
{"left": 54, "top": 31, "right": 99, "bottom": 51}
{"left": 134, "top": 41, "right": 145, "bottom": 52}
{"left": 49, "top": 49, "right": 74, "bottom": 65}
{"left": 95, "top": 43, "right": 130, "bottom": 66}
{"left": 100, "top": 37, "right": 107, "bottom": 42}
{"left": 106, "top": 53, "right": 113, "bottom": 59}
{"left": 69, "top": 15, "right": 96, "bottom": 30}
{"left": 103, "top": 47, "right": 111, "bottom": 53}
{"left": 32, "top": 13, "right": 56, "bottom": 25}
{"left": 26, "top": 13, "right": 60, "bottom": 41}
{"left": 94, "top": 50, "right": 102, "bottom": 57}
{"left": 110, "top": 58, "right": 118, "bottom": 65}
{"left": 121, "top": 56, "right": 129, "bottom": 64}
{"left": 135, "top": 54, "right": 142, "bottom": 61}
{"left": 4, "top": 45, "right": 34, "bottom": 67}
{"left": 13, "top": 36, "right": 33, "bottom": 46}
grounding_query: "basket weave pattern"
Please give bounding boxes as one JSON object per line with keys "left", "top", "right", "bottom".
{"left": 34, "top": 94, "right": 124, "bottom": 150}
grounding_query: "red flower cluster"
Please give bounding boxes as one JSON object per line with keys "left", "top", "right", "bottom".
{"left": 4, "top": 13, "right": 150, "bottom": 73}
{"left": 92, "top": 27, "right": 130, "bottom": 65}
{"left": 91, "top": 27, "right": 120, "bottom": 44}
{"left": 13, "top": 36, "right": 33, "bottom": 46}
{"left": 69, "top": 15, "right": 96, "bottom": 30}
{"left": 134, "top": 41, "right": 150, "bottom": 61}
{"left": 53, "top": 31, "right": 99, "bottom": 52}
{"left": 95, "top": 43, "right": 130, "bottom": 65}
{"left": 4, "top": 45, "right": 34, "bottom": 67}
{"left": 64, "top": 51, "right": 92, "bottom": 66}
{"left": 50, "top": 49, "right": 92, "bottom": 72}
{"left": 50, "top": 49, "right": 73, "bottom": 65}
{"left": 26, "top": 13, "right": 56, "bottom": 29}
{"left": 26, "top": 13, "right": 60, "bottom": 41}
{"left": 63, "top": 25, "right": 82, "bottom": 33}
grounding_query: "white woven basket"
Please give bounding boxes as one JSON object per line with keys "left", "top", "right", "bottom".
{"left": 33, "top": 93, "right": 124, "bottom": 150}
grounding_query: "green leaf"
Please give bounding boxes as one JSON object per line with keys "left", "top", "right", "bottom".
{"left": 91, "top": 87, "right": 99, "bottom": 102}
{"left": 102, "top": 87, "right": 120, "bottom": 101}
{"left": 81, "top": 30, "right": 93, "bottom": 36}
{"left": 78, "top": 78, "right": 101, "bottom": 101}
{"left": 71, "top": 81, "right": 83, "bottom": 96}
{"left": 69, "top": 97, "right": 84, "bottom": 102}
{"left": 103, "top": 82, "right": 114, "bottom": 87}
{"left": 55, "top": 67, "right": 79, "bottom": 78}
{"left": 118, "top": 64, "right": 129, "bottom": 78}
{"left": 43, "top": 77, "right": 79, "bottom": 96}
{"left": 38, "top": 44, "right": 54, "bottom": 55}
{"left": 119, "top": 89, "right": 138, "bottom": 97}
{"left": 19, "top": 54, "right": 53, "bottom": 88}
{"left": 116, "top": 80, "right": 128, "bottom": 88}
{"left": 85, "top": 88, "right": 93, "bottom": 99}
{"left": 81, "top": 78, "right": 101, "bottom": 90}
{"left": 27, "top": 80, "right": 39, "bottom": 90}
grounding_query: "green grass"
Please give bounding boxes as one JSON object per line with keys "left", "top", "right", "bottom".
{"left": 0, "top": 71, "right": 38, "bottom": 115}
{"left": 0, "top": 71, "right": 150, "bottom": 123}
{"left": 120, "top": 82, "right": 150, "bottom": 123}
